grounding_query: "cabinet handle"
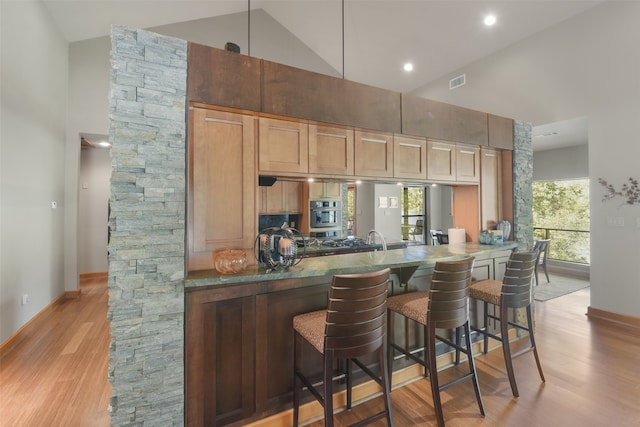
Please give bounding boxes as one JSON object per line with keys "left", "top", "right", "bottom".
{"left": 361, "top": 137, "right": 387, "bottom": 144}
{"left": 399, "top": 142, "right": 422, "bottom": 148}
{"left": 317, "top": 132, "right": 347, "bottom": 140}
{"left": 432, "top": 146, "right": 452, "bottom": 152}
{"left": 460, "top": 150, "right": 475, "bottom": 155}
{"left": 484, "top": 153, "right": 497, "bottom": 158}
{"left": 204, "top": 117, "right": 240, "bottom": 125}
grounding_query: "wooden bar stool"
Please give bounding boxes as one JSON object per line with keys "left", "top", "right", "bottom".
{"left": 292, "top": 268, "right": 394, "bottom": 427}
{"left": 386, "top": 257, "right": 484, "bottom": 427}
{"left": 469, "top": 250, "right": 545, "bottom": 397}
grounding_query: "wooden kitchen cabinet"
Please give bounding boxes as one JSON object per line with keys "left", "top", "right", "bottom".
{"left": 488, "top": 113, "right": 514, "bottom": 150}
{"left": 402, "top": 95, "right": 488, "bottom": 146}
{"left": 393, "top": 135, "right": 427, "bottom": 180}
{"left": 427, "top": 139, "right": 456, "bottom": 181}
{"left": 186, "top": 284, "right": 259, "bottom": 427}
{"left": 187, "top": 42, "right": 262, "bottom": 111}
{"left": 308, "top": 182, "right": 342, "bottom": 199}
{"left": 188, "top": 107, "right": 257, "bottom": 271}
{"left": 258, "top": 117, "right": 309, "bottom": 175}
{"left": 480, "top": 147, "right": 501, "bottom": 230}
{"left": 259, "top": 180, "right": 302, "bottom": 214}
{"left": 309, "top": 122, "right": 354, "bottom": 176}
{"left": 354, "top": 129, "right": 394, "bottom": 178}
{"left": 456, "top": 144, "right": 480, "bottom": 183}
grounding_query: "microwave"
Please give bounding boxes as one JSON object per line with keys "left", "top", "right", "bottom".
{"left": 310, "top": 200, "right": 341, "bottom": 228}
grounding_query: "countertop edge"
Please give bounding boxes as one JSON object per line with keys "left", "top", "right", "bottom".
{"left": 185, "top": 242, "right": 520, "bottom": 289}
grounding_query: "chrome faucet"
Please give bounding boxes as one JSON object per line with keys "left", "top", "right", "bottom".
{"left": 366, "top": 230, "right": 387, "bottom": 253}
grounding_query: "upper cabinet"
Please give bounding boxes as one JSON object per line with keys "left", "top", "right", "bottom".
{"left": 354, "top": 129, "right": 394, "bottom": 178}
{"left": 308, "top": 182, "right": 342, "bottom": 199}
{"left": 262, "top": 60, "right": 401, "bottom": 133}
{"left": 480, "top": 147, "right": 501, "bottom": 230}
{"left": 427, "top": 140, "right": 456, "bottom": 181}
{"left": 393, "top": 135, "right": 427, "bottom": 181}
{"left": 402, "top": 94, "right": 488, "bottom": 146}
{"left": 188, "top": 107, "right": 257, "bottom": 271}
{"left": 258, "top": 117, "right": 309, "bottom": 175}
{"left": 456, "top": 144, "right": 480, "bottom": 183}
{"left": 187, "top": 42, "right": 261, "bottom": 111}
{"left": 259, "top": 181, "right": 302, "bottom": 214}
{"left": 427, "top": 140, "right": 479, "bottom": 183}
{"left": 488, "top": 114, "right": 514, "bottom": 150}
{"left": 309, "top": 123, "right": 354, "bottom": 176}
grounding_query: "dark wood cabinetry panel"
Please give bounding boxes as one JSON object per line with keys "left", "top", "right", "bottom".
{"left": 262, "top": 60, "right": 347, "bottom": 125}
{"left": 255, "top": 283, "right": 330, "bottom": 413}
{"left": 344, "top": 79, "right": 401, "bottom": 133}
{"left": 187, "top": 43, "right": 261, "bottom": 111}
{"left": 488, "top": 113, "right": 514, "bottom": 150}
{"left": 263, "top": 61, "right": 401, "bottom": 133}
{"left": 186, "top": 284, "right": 259, "bottom": 427}
{"left": 402, "top": 94, "right": 488, "bottom": 146}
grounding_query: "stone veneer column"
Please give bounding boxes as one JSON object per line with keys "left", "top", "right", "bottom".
{"left": 108, "top": 27, "right": 187, "bottom": 426}
{"left": 512, "top": 120, "right": 534, "bottom": 248}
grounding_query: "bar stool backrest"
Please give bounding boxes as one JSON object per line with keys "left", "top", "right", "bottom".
{"left": 501, "top": 251, "right": 538, "bottom": 309}
{"left": 325, "top": 268, "right": 391, "bottom": 359}
{"left": 427, "top": 257, "right": 475, "bottom": 330}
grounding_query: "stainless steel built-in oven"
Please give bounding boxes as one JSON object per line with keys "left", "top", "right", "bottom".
{"left": 310, "top": 200, "right": 342, "bottom": 228}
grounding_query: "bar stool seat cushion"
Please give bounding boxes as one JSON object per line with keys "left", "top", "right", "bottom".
{"left": 293, "top": 309, "right": 326, "bottom": 353}
{"left": 386, "top": 291, "right": 429, "bottom": 325}
{"left": 469, "top": 279, "right": 502, "bottom": 306}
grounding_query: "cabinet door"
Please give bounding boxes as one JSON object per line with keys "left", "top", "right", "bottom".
{"left": 480, "top": 147, "right": 501, "bottom": 230}
{"left": 186, "top": 286, "right": 257, "bottom": 427}
{"left": 189, "top": 107, "right": 257, "bottom": 271}
{"left": 354, "top": 130, "right": 394, "bottom": 178}
{"left": 259, "top": 181, "right": 302, "bottom": 214}
{"left": 308, "top": 182, "right": 342, "bottom": 199}
{"left": 259, "top": 117, "right": 308, "bottom": 174}
{"left": 456, "top": 144, "right": 480, "bottom": 183}
{"left": 282, "top": 181, "right": 302, "bottom": 213}
{"left": 309, "top": 123, "right": 354, "bottom": 176}
{"left": 427, "top": 139, "right": 456, "bottom": 181}
{"left": 394, "top": 135, "right": 427, "bottom": 180}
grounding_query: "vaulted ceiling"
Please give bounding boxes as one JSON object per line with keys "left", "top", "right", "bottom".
{"left": 43, "top": 0, "right": 599, "bottom": 150}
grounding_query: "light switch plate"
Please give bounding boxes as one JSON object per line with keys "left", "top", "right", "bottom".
{"left": 51, "top": 201, "right": 57, "bottom": 209}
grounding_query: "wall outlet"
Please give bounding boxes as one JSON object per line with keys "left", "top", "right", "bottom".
{"left": 21, "top": 294, "right": 30, "bottom": 305}
{"left": 607, "top": 216, "right": 624, "bottom": 227}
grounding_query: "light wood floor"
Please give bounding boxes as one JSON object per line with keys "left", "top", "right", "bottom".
{"left": 2, "top": 276, "right": 639, "bottom": 426}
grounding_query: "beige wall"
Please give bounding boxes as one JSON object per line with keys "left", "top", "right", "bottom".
{"left": 414, "top": 1, "right": 640, "bottom": 317}
{"left": 0, "top": 0, "right": 68, "bottom": 342}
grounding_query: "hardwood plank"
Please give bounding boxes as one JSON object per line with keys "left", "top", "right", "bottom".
{"left": 3, "top": 276, "right": 639, "bottom": 427}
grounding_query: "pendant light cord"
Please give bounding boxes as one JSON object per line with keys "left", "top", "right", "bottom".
{"left": 342, "top": 0, "right": 345, "bottom": 78}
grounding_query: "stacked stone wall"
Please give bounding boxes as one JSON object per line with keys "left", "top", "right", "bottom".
{"left": 108, "top": 26, "right": 187, "bottom": 426}
{"left": 513, "top": 120, "right": 534, "bottom": 247}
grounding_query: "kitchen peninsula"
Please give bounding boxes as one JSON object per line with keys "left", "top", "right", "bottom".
{"left": 185, "top": 41, "right": 522, "bottom": 427}
{"left": 185, "top": 242, "right": 518, "bottom": 426}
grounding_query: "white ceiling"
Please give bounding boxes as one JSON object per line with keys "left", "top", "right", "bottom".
{"left": 43, "top": 0, "right": 598, "bottom": 150}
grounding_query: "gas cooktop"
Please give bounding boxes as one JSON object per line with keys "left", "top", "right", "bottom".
{"left": 320, "top": 237, "right": 368, "bottom": 247}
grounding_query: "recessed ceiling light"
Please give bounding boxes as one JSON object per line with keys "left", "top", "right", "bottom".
{"left": 484, "top": 14, "right": 497, "bottom": 26}
{"left": 403, "top": 62, "right": 413, "bottom": 72}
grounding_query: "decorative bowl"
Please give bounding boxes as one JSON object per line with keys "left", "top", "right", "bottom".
{"left": 213, "top": 249, "right": 247, "bottom": 274}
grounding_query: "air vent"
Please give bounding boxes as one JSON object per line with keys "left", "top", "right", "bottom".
{"left": 449, "top": 74, "right": 466, "bottom": 90}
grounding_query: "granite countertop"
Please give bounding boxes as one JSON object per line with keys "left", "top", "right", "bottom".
{"left": 185, "top": 242, "right": 520, "bottom": 288}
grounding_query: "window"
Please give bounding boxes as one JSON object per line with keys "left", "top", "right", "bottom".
{"left": 532, "top": 179, "right": 590, "bottom": 263}
{"left": 401, "top": 186, "right": 425, "bottom": 241}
